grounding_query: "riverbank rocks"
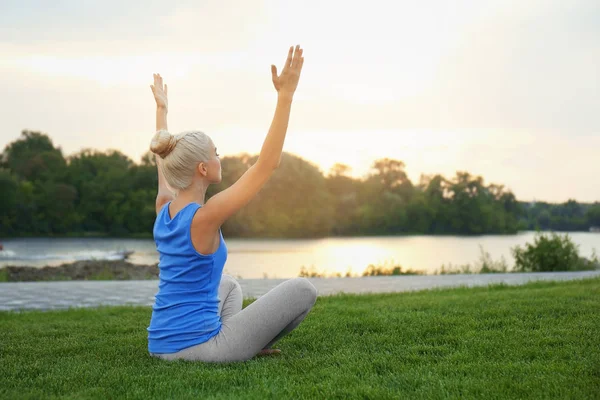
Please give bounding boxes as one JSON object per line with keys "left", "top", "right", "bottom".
{"left": 0, "top": 260, "right": 159, "bottom": 282}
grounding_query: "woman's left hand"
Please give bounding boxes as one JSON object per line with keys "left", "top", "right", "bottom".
{"left": 150, "top": 73, "right": 168, "bottom": 110}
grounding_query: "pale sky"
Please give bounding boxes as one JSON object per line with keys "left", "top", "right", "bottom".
{"left": 0, "top": 0, "right": 598, "bottom": 202}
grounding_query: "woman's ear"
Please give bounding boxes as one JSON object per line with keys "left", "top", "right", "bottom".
{"left": 197, "top": 162, "right": 208, "bottom": 177}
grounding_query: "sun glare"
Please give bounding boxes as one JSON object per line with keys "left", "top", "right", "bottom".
{"left": 316, "top": 240, "right": 396, "bottom": 277}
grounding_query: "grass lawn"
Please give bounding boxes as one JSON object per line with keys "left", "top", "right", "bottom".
{"left": 1, "top": 277, "right": 599, "bottom": 399}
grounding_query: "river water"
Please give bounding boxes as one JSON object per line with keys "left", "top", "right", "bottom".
{"left": 0, "top": 232, "right": 597, "bottom": 279}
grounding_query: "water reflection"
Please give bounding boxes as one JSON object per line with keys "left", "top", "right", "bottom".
{"left": 1, "top": 232, "right": 597, "bottom": 279}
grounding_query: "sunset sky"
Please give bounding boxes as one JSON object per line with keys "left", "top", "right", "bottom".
{"left": 0, "top": 0, "right": 598, "bottom": 203}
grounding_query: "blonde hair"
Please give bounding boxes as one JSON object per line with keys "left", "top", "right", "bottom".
{"left": 150, "top": 129, "right": 213, "bottom": 192}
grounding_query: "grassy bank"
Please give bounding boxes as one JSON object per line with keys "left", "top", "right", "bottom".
{"left": 1, "top": 277, "right": 599, "bottom": 399}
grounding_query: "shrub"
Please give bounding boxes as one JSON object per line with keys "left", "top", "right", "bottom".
{"left": 298, "top": 264, "right": 353, "bottom": 278}
{"left": 435, "top": 263, "right": 473, "bottom": 275}
{"left": 298, "top": 265, "right": 324, "bottom": 278}
{"left": 298, "top": 261, "right": 426, "bottom": 278}
{"left": 362, "top": 261, "right": 426, "bottom": 276}
{"left": 434, "top": 245, "right": 508, "bottom": 275}
{"left": 477, "top": 245, "right": 509, "bottom": 273}
{"left": 511, "top": 232, "right": 599, "bottom": 272}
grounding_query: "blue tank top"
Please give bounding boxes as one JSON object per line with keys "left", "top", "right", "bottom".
{"left": 147, "top": 201, "right": 228, "bottom": 354}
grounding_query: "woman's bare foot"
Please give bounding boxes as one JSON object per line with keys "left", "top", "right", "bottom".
{"left": 257, "top": 348, "right": 282, "bottom": 356}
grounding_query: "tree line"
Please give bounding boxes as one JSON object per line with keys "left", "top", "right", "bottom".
{"left": 1, "top": 130, "right": 598, "bottom": 237}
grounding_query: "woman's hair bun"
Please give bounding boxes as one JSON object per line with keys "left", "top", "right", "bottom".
{"left": 150, "top": 129, "right": 178, "bottom": 158}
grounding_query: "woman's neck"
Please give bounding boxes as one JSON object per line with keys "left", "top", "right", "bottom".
{"left": 175, "top": 181, "right": 208, "bottom": 206}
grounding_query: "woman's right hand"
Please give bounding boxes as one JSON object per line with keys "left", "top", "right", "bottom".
{"left": 151, "top": 73, "right": 168, "bottom": 111}
{"left": 271, "top": 45, "right": 304, "bottom": 97}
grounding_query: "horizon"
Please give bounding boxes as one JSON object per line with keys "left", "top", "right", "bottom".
{"left": 1, "top": 0, "right": 599, "bottom": 203}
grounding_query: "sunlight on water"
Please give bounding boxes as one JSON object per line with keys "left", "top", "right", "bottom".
{"left": 317, "top": 241, "right": 396, "bottom": 277}
{"left": 1, "top": 232, "right": 597, "bottom": 279}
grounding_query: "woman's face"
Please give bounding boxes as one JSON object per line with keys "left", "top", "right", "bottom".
{"left": 211, "top": 142, "right": 222, "bottom": 183}
{"left": 196, "top": 141, "right": 221, "bottom": 184}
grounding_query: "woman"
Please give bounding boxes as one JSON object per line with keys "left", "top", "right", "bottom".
{"left": 147, "top": 45, "right": 317, "bottom": 363}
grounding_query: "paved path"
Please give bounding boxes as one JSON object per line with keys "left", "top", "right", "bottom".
{"left": 1, "top": 270, "right": 599, "bottom": 312}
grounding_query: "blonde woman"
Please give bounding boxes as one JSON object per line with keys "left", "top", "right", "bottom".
{"left": 147, "top": 45, "right": 317, "bottom": 362}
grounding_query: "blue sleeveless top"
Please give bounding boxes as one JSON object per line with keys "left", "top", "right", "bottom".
{"left": 147, "top": 201, "right": 228, "bottom": 354}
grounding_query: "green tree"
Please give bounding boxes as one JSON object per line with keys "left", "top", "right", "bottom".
{"left": 325, "top": 163, "right": 360, "bottom": 235}
{"left": 2, "top": 130, "right": 66, "bottom": 181}
{"left": 586, "top": 203, "right": 600, "bottom": 228}
{"left": 0, "top": 169, "right": 19, "bottom": 234}
{"left": 0, "top": 130, "right": 577, "bottom": 238}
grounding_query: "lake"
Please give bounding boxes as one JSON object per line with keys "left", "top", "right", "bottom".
{"left": 0, "top": 232, "right": 597, "bottom": 279}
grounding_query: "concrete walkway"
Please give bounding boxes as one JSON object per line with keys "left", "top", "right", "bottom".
{"left": 1, "top": 270, "right": 599, "bottom": 312}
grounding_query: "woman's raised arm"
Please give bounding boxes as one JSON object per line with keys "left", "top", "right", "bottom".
{"left": 198, "top": 45, "right": 305, "bottom": 230}
{"left": 150, "top": 73, "right": 174, "bottom": 212}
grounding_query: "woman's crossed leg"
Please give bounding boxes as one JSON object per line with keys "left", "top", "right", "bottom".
{"left": 153, "top": 275, "right": 317, "bottom": 363}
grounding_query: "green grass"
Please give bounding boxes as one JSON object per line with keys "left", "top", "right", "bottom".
{"left": 1, "top": 278, "right": 599, "bottom": 399}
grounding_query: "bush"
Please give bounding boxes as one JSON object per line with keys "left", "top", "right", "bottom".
{"left": 298, "top": 260, "right": 426, "bottom": 278}
{"left": 434, "top": 245, "right": 508, "bottom": 275}
{"left": 362, "top": 261, "right": 426, "bottom": 276}
{"left": 299, "top": 265, "right": 328, "bottom": 278}
{"left": 435, "top": 263, "right": 473, "bottom": 275}
{"left": 476, "top": 245, "right": 509, "bottom": 273}
{"left": 298, "top": 264, "right": 352, "bottom": 278}
{"left": 511, "top": 232, "right": 599, "bottom": 272}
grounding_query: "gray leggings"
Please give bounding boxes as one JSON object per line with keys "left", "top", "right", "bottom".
{"left": 149, "top": 275, "right": 317, "bottom": 363}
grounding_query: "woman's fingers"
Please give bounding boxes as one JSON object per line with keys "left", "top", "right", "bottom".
{"left": 292, "top": 45, "right": 301, "bottom": 68}
{"left": 152, "top": 73, "right": 167, "bottom": 94}
{"left": 164, "top": 84, "right": 168, "bottom": 96}
{"left": 283, "top": 46, "right": 293, "bottom": 71}
{"left": 271, "top": 65, "right": 280, "bottom": 90}
{"left": 295, "top": 50, "right": 303, "bottom": 71}
{"left": 271, "top": 64, "right": 278, "bottom": 80}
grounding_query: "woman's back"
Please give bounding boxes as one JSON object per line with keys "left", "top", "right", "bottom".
{"left": 147, "top": 201, "right": 228, "bottom": 354}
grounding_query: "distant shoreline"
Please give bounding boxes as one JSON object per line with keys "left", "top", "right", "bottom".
{"left": 1, "top": 229, "right": 598, "bottom": 241}
{"left": 0, "top": 260, "right": 159, "bottom": 282}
